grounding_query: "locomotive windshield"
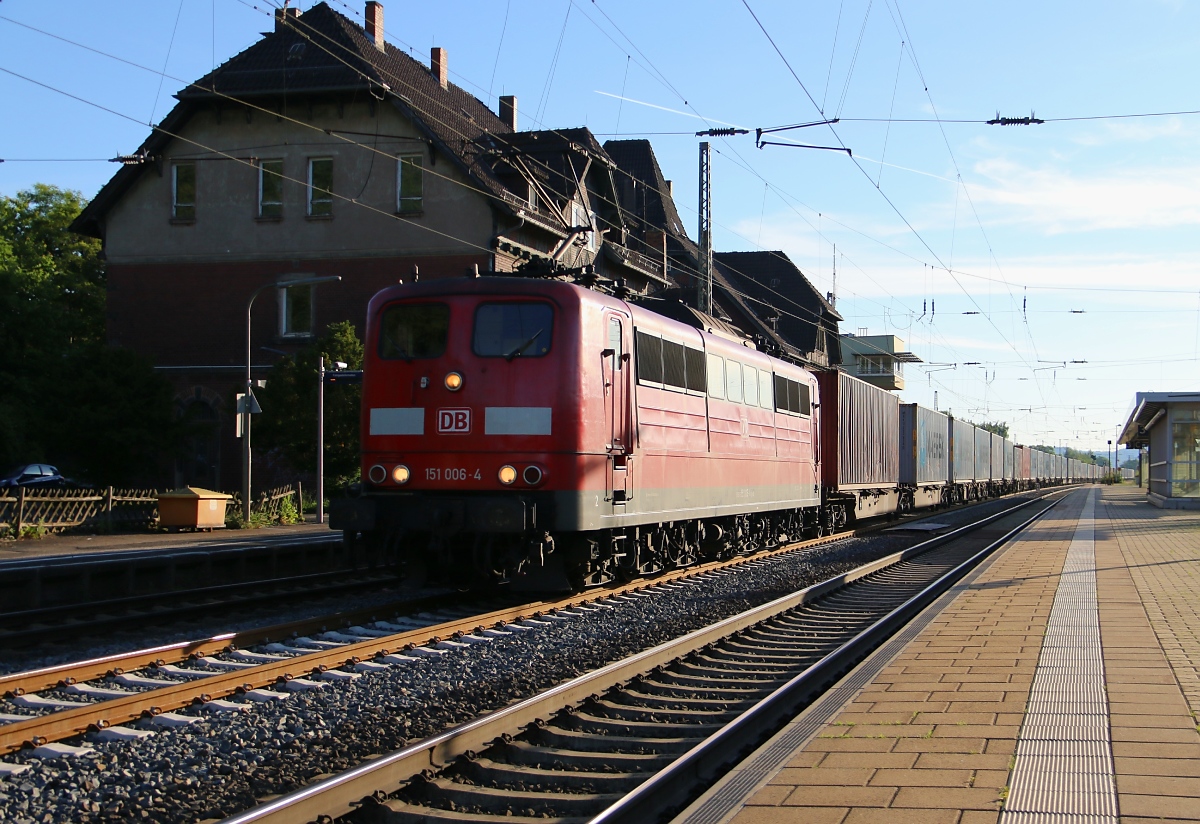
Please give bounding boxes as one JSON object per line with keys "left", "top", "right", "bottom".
{"left": 379, "top": 303, "right": 450, "bottom": 359}
{"left": 473, "top": 302, "right": 553, "bottom": 359}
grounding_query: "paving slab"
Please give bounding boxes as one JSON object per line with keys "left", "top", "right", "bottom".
{"left": 675, "top": 485, "right": 1200, "bottom": 824}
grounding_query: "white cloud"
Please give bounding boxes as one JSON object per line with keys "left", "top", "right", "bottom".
{"left": 968, "top": 158, "right": 1200, "bottom": 232}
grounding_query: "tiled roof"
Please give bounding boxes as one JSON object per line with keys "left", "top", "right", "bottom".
{"left": 714, "top": 250, "right": 842, "bottom": 359}
{"left": 74, "top": 2, "right": 523, "bottom": 236}
{"left": 603, "top": 139, "right": 693, "bottom": 251}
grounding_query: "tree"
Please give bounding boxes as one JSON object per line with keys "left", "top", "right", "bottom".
{"left": 977, "top": 421, "right": 1009, "bottom": 438}
{"left": 0, "top": 185, "right": 184, "bottom": 483}
{"left": 254, "top": 321, "right": 364, "bottom": 489}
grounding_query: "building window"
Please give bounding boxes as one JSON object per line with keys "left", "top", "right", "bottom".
{"left": 857, "top": 355, "right": 897, "bottom": 376}
{"left": 258, "top": 159, "right": 283, "bottom": 218}
{"left": 279, "top": 282, "right": 314, "bottom": 337}
{"left": 307, "top": 157, "right": 333, "bottom": 216}
{"left": 172, "top": 162, "right": 195, "bottom": 220}
{"left": 397, "top": 154, "right": 423, "bottom": 213}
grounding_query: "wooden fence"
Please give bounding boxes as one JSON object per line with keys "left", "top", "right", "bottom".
{"left": 0, "top": 483, "right": 303, "bottom": 535}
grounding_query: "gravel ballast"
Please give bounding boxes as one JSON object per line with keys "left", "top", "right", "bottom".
{"left": 0, "top": 496, "right": 1043, "bottom": 823}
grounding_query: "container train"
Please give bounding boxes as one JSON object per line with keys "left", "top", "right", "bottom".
{"left": 331, "top": 276, "right": 1099, "bottom": 588}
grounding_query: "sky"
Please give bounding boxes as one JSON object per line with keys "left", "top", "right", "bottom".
{"left": 3, "top": 0, "right": 1198, "bottom": 458}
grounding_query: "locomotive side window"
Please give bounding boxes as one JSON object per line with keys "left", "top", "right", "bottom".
{"left": 743, "top": 363, "right": 758, "bottom": 406}
{"left": 474, "top": 302, "right": 553, "bottom": 358}
{"left": 662, "top": 340, "right": 686, "bottom": 389}
{"left": 379, "top": 303, "right": 450, "bottom": 359}
{"left": 772, "top": 374, "right": 812, "bottom": 416}
{"left": 684, "top": 347, "right": 706, "bottom": 393}
{"left": 759, "top": 370, "right": 773, "bottom": 409}
{"left": 636, "top": 331, "right": 663, "bottom": 384}
{"left": 726, "top": 359, "right": 743, "bottom": 403}
{"left": 707, "top": 354, "right": 725, "bottom": 399}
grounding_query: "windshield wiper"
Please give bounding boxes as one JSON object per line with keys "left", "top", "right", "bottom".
{"left": 504, "top": 329, "right": 544, "bottom": 361}
{"left": 382, "top": 332, "right": 413, "bottom": 362}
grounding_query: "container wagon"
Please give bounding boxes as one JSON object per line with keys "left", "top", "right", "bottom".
{"left": 899, "top": 403, "right": 950, "bottom": 510}
{"left": 817, "top": 370, "right": 900, "bottom": 521}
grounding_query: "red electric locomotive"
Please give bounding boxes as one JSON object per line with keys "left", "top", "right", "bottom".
{"left": 332, "top": 275, "right": 831, "bottom": 588}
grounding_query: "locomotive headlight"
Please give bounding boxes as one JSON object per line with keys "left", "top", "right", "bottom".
{"left": 368, "top": 464, "right": 387, "bottom": 484}
{"left": 392, "top": 464, "right": 411, "bottom": 484}
{"left": 444, "top": 372, "right": 463, "bottom": 391}
{"left": 498, "top": 465, "right": 517, "bottom": 485}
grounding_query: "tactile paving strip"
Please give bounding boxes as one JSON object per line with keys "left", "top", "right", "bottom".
{"left": 1000, "top": 489, "right": 1118, "bottom": 823}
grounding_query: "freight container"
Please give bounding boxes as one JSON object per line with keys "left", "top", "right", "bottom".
{"left": 816, "top": 371, "right": 899, "bottom": 488}
{"left": 899, "top": 404, "right": 949, "bottom": 507}
{"left": 1003, "top": 439, "right": 1015, "bottom": 481}
{"left": 950, "top": 417, "right": 977, "bottom": 484}
{"left": 974, "top": 427, "right": 992, "bottom": 482}
{"left": 989, "top": 433, "right": 1005, "bottom": 485}
{"left": 816, "top": 371, "right": 900, "bottom": 520}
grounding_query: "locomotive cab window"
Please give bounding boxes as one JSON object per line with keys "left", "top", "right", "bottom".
{"left": 474, "top": 302, "right": 553, "bottom": 358}
{"left": 380, "top": 303, "right": 450, "bottom": 359}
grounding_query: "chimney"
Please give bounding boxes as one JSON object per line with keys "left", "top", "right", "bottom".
{"left": 431, "top": 47, "right": 448, "bottom": 89}
{"left": 274, "top": 6, "right": 299, "bottom": 31}
{"left": 364, "top": 2, "right": 385, "bottom": 51}
{"left": 664, "top": 180, "right": 673, "bottom": 198}
{"left": 499, "top": 95, "right": 517, "bottom": 131}
{"left": 645, "top": 229, "right": 668, "bottom": 278}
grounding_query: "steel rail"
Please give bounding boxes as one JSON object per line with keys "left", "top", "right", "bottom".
{"left": 0, "top": 520, "right": 871, "bottom": 754}
{"left": 213, "top": 490, "right": 1063, "bottom": 824}
{"left": 591, "top": 496, "right": 1064, "bottom": 823}
{"left": 0, "top": 490, "right": 1052, "bottom": 756}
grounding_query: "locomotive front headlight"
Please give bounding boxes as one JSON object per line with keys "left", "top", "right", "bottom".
{"left": 368, "top": 464, "right": 387, "bottom": 485}
{"left": 392, "top": 465, "right": 411, "bottom": 484}
{"left": 498, "top": 465, "right": 517, "bottom": 485}
{"left": 444, "top": 372, "right": 463, "bottom": 391}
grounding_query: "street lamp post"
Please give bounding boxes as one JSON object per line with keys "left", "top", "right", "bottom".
{"left": 243, "top": 275, "right": 341, "bottom": 521}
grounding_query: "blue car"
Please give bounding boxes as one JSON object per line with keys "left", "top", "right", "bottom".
{"left": 0, "top": 464, "right": 68, "bottom": 488}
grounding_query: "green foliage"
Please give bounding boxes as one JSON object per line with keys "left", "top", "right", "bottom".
{"left": 1031, "top": 445, "right": 1105, "bottom": 465}
{"left": 277, "top": 493, "right": 300, "bottom": 525}
{"left": 254, "top": 321, "right": 363, "bottom": 490}
{"left": 976, "top": 421, "right": 1009, "bottom": 438}
{"left": 0, "top": 185, "right": 185, "bottom": 484}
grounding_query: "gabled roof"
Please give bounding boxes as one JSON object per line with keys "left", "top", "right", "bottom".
{"left": 73, "top": 2, "right": 520, "bottom": 237}
{"left": 714, "top": 251, "right": 841, "bottom": 361}
{"left": 603, "top": 139, "right": 697, "bottom": 259}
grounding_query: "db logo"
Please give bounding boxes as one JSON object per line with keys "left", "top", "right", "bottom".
{"left": 437, "top": 408, "right": 471, "bottom": 433}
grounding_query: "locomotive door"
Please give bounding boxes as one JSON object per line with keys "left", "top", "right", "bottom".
{"left": 604, "top": 313, "right": 633, "bottom": 504}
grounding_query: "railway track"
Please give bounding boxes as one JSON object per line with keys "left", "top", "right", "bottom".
{"left": 1, "top": 512, "right": 889, "bottom": 759}
{"left": 208, "top": 489, "right": 1068, "bottom": 824}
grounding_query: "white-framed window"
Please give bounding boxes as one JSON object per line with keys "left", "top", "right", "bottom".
{"left": 743, "top": 363, "right": 758, "bottom": 407}
{"left": 726, "top": 359, "right": 743, "bottom": 403}
{"left": 758, "top": 369, "right": 773, "bottom": 409}
{"left": 707, "top": 353, "right": 725, "bottom": 399}
{"left": 279, "top": 282, "right": 314, "bottom": 337}
{"left": 307, "top": 157, "right": 333, "bottom": 216}
{"left": 172, "top": 162, "right": 195, "bottom": 220}
{"left": 258, "top": 159, "right": 283, "bottom": 218}
{"left": 397, "top": 154, "right": 423, "bottom": 213}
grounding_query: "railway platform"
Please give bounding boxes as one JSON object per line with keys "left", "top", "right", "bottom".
{"left": 679, "top": 484, "right": 1200, "bottom": 824}
{"left": 0, "top": 519, "right": 334, "bottom": 564}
